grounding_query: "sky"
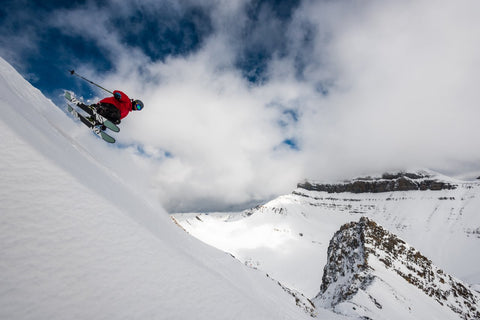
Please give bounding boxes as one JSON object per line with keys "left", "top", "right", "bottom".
{"left": 1, "top": 0, "right": 480, "bottom": 212}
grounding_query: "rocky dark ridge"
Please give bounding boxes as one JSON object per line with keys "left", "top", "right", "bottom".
{"left": 315, "top": 217, "right": 374, "bottom": 309}
{"left": 298, "top": 172, "right": 457, "bottom": 194}
{"left": 315, "top": 217, "right": 480, "bottom": 319}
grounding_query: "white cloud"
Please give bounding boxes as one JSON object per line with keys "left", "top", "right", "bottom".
{"left": 289, "top": 0, "right": 480, "bottom": 180}
{"left": 122, "top": 48, "right": 305, "bottom": 211}
{"left": 35, "top": 0, "right": 480, "bottom": 211}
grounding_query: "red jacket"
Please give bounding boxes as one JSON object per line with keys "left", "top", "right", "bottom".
{"left": 100, "top": 90, "right": 131, "bottom": 119}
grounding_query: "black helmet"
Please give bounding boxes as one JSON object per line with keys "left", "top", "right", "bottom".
{"left": 132, "top": 99, "right": 144, "bottom": 111}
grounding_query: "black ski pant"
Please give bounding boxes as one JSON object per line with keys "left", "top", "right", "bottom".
{"left": 95, "top": 103, "right": 121, "bottom": 124}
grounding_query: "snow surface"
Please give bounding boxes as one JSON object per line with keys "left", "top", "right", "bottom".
{"left": 0, "top": 57, "right": 344, "bottom": 319}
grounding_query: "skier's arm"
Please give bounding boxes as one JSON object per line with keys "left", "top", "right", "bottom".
{"left": 113, "top": 90, "right": 129, "bottom": 102}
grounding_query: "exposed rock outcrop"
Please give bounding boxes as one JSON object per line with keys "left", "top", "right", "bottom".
{"left": 314, "top": 217, "right": 480, "bottom": 319}
{"left": 298, "top": 172, "right": 457, "bottom": 194}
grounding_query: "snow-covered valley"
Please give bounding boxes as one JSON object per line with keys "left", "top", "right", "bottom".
{"left": 174, "top": 173, "right": 480, "bottom": 318}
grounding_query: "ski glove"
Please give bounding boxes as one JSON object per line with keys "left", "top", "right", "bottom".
{"left": 114, "top": 92, "right": 122, "bottom": 100}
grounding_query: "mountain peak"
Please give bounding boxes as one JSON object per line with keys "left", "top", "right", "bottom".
{"left": 314, "top": 217, "right": 480, "bottom": 319}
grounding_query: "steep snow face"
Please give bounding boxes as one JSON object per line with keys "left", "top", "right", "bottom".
{"left": 0, "top": 57, "right": 324, "bottom": 319}
{"left": 173, "top": 173, "right": 480, "bottom": 299}
{"left": 314, "top": 218, "right": 480, "bottom": 320}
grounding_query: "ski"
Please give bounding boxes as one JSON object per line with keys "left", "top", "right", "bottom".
{"left": 67, "top": 104, "right": 115, "bottom": 144}
{"left": 64, "top": 91, "right": 120, "bottom": 133}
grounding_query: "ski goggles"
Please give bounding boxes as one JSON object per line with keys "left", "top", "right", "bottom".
{"left": 134, "top": 103, "right": 143, "bottom": 110}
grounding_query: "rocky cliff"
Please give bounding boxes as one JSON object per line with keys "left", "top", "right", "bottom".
{"left": 314, "top": 217, "right": 480, "bottom": 319}
{"left": 298, "top": 172, "right": 457, "bottom": 194}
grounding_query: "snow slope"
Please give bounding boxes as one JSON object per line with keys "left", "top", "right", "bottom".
{"left": 173, "top": 173, "right": 480, "bottom": 300}
{"left": 0, "top": 57, "right": 338, "bottom": 319}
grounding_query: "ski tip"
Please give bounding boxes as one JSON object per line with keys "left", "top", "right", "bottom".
{"left": 101, "top": 133, "right": 116, "bottom": 143}
{"left": 105, "top": 122, "right": 120, "bottom": 133}
{"left": 64, "top": 91, "right": 73, "bottom": 101}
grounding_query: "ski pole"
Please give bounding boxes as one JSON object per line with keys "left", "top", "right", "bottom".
{"left": 69, "top": 70, "right": 113, "bottom": 95}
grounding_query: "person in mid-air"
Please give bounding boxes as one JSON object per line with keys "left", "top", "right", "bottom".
{"left": 92, "top": 90, "right": 144, "bottom": 124}
{"left": 69, "top": 70, "right": 144, "bottom": 125}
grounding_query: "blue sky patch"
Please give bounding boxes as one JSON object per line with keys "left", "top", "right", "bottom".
{"left": 282, "top": 138, "right": 300, "bottom": 151}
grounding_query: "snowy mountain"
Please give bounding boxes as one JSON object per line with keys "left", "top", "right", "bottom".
{"left": 3, "top": 53, "right": 479, "bottom": 319}
{"left": 314, "top": 217, "right": 480, "bottom": 319}
{"left": 0, "top": 57, "right": 340, "bottom": 319}
{"left": 174, "top": 171, "right": 480, "bottom": 318}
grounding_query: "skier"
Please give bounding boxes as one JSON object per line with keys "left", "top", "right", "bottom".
{"left": 83, "top": 90, "right": 144, "bottom": 125}
{"left": 68, "top": 70, "right": 143, "bottom": 124}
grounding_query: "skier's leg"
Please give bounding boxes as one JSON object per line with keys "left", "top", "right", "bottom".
{"left": 96, "top": 103, "right": 121, "bottom": 124}
{"left": 74, "top": 102, "right": 95, "bottom": 116}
